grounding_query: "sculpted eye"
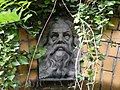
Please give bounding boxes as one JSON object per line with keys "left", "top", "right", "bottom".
{"left": 51, "top": 33, "right": 58, "bottom": 41}
{"left": 63, "top": 33, "right": 70, "bottom": 40}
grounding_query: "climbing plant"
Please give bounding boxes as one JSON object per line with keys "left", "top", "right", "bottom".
{"left": 0, "top": 0, "right": 120, "bottom": 90}
{"left": 0, "top": 0, "right": 33, "bottom": 89}
{"left": 73, "top": 1, "right": 119, "bottom": 90}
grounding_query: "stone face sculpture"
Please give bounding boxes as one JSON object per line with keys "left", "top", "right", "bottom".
{"left": 39, "top": 17, "right": 78, "bottom": 80}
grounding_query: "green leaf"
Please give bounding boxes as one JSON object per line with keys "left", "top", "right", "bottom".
{"left": 18, "top": 7, "right": 24, "bottom": 19}
{"left": 0, "top": 71, "right": 4, "bottom": 76}
{"left": 0, "top": 61, "right": 5, "bottom": 66}
{"left": 3, "top": 1, "right": 14, "bottom": 9}
{"left": 39, "top": 47, "right": 46, "bottom": 56}
{"left": 88, "top": 70, "right": 93, "bottom": 75}
{"left": 87, "top": 55, "right": 94, "bottom": 62}
{"left": 108, "top": 22, "right": 114, "bottom": 27}
{"left": 85, "top": 16, "right": 89, "bottom": 19}
{"left": 51, "top": 0, "right": 55, "bottom": 2}
{"left": 98, "top": 55, "right": 104, "bottom": 61}
{"left": 5, "top": 34, "right": 14, "bottom": 43}
{"left": 74, "top": 17, "right": 79, "bottom": 24}
{"left": 0, "top": 44, "right": 3, "bottom": 49}
{"left": 11, "top": 83, "right": 17, "bottom": 89}
{"left": 0, "top": 0, "right": 10, "bottom": 7}
{"left": 4, "top": 80, "right": 9, "bottom": 87}
{"left": 108, "top": 11, "right": 113, "bottom": 15}
{"left": 12, "top": 60, "right": 20, "bottom": 66}
{"left": 0, "top": 56, "right": 11, "bottom": 66}
{"left": 105, "top": 1, "right": 115, "bottom": 6}
{"left": 80, "top": 59, "right": 84, "bottom": 67}
{"left": 8, "top": 75, "right": 15, "bottom": 81}
{"left": 18, "top": 1, "right": 28, "bottom": 5}
{"left": 44, "top": 0, "right": 50, "bottom": 4}
{"left": 3, "top": 56, "right": 11, "bottom": 62}
{"left": 94, "top": 16, "right": 101, "bottom": 24}
{"left": 34, "top": 53, "right": 41, "bottom": 59}
{"left": 77, "top": 73, "right": 84, "bottom": 80}
{"left": 8, "top": 63, "right": 13, "bottom": 68}
{"left": 0, "top": 11, "right": 20, "bottom": 24}
{"left": 19, "top": 56, "right": 29, "bottom": 65}
{"left": 8, "top": 34, "right": 14, "bottom": 39}
{"left": 0, "top": 30, "right": 4, "bottom": 34}
{"left": 89, "top": 47, "right": 94, "bottom": 52}
{"left": 23, "top": 14, "right": 32, "bottom": 22}
{"left": 26, "top": 2, "right": 32, "bottom": 8}
{"left": 27, "top": 54, "right": 32, "bottom": 60}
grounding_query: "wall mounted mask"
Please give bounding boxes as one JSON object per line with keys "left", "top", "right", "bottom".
{"left": 39, "top": 16, "right": 79, "bottom": 80}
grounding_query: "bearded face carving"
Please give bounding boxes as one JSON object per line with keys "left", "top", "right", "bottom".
{"left": 39, "top": 17, "right": 78, "bottom": 80}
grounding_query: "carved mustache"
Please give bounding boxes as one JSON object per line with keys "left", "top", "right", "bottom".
{"left": 49, "top": 44, "right": 73, "bottom": 56}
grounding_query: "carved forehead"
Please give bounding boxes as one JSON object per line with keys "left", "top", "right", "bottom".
{"left": 47, "top": 17, "right": 73, "bottom": 33}
{"left": 51, "top": 24, "right": 72, "bottom": 33}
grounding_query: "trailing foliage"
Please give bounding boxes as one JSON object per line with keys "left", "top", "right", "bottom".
{"left": 0, "top": 0, "right": 120, "bottom": 90}
{"left": 72, "top": 1, "right": 118, "bottom": 89}
{"left": 0, "top": 0, "right": 33, "bottom": 89}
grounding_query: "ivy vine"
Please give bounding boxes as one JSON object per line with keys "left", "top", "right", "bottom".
{"left": 0, "top": 0, "right": 120, "bottom": 90}
{"left": 73, "top": 1, "right": 119, "bottom": 90}
{"left": 0, "top": 0, "right": 33, "bottom": 89}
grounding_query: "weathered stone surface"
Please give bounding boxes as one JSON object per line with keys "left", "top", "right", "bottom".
{"left": 39, "top": 17, "right": 79, "bottom": 80}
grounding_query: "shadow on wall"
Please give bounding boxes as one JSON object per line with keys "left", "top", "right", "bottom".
{"left": 18, "top": 81, "right": 120, "bottom": 90}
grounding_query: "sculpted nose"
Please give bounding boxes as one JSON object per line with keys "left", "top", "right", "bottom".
{"left": 59, "top": 35, "right": 63, "bottom": 41}
{"left": 58, "top": 34, "right": 64, "bottom": 43}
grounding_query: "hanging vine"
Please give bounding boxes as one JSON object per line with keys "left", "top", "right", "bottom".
{"left": 0, "top": 0, "right": 34, "bottom": 89}
{"left": 73, "top": 1, "right": 119, "bottom": 90}
{"left": 0, "top": 0, "right": 120, "bottom": 90}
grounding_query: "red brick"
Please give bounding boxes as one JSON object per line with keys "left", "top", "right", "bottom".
{"left": 99, "top": 42, "right": 108, "bottom": 54}
{"left": 18, "top": 74, "right": 27, "bottom": 85}
{"left": 19, "top": 29, "right": 28, "bottom": 41}
{"left": 30, "top": 39, "right": 37, "bottom": 47}
{"left": 112, "top": 60, "right": 120, "bottom": 90}
{"left": 108, "top": 43, "right": 118, "bottom": 57}
{"left": 112, "top": 31, "right": 120, "bottom": 43}
{"left": 20, "top": 42, "right": 29, "bottom": 52}
{"left": 94, "top": 61, "right": 102, "bottom": 90}
{"left": 102, "top": 30, "right": 112, "bottom": 41}
{"left": 29, "top": 70, "right": 37, "bottom": 81}
{"left": 18, "top": 65, "right": 28, "bottom": 75}
{"left": 17, "top": 63, "right": 28, "bottom": 86}
{"left": 81, "top": 67, "right": 86, "bottom": 74}
{"left": 107, "top": 18, "right": 119, "bottom": 30}
{"left": 113, "top": 60, "right": 120, "bottom": 77}
{"left": 103, "top": 57, "right": 113, "bottom": 71}
{"left": 29, "top": 60, "right": 37, "bottom": 69}
{"left": 102, "top": 71, "right": 112, "bottom": 90}
{"left": 82, "top": 45, "right": 88, "bottom": 52}
{"left": 94, "top": 81, "right": 100, "bottom": 90}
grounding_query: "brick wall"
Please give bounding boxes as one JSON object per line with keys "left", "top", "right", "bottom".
{"left": 18, "top": 14, "right": 120, "bottom": 90}
{"left": 94, "top": 16, "right": 120, "bottom": 90}
{"left": 18, "top": 29, "right": 37, "bottom": 90}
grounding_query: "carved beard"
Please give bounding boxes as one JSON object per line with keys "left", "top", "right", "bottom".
{"left": 39, "top": 44, "right": 75, "bottom": 79}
